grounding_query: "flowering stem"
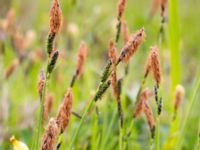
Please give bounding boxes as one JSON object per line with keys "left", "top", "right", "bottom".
{"left": 34, "top": 64, "right": 50, "bottom": 150}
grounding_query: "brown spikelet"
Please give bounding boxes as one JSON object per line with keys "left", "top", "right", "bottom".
{"left": 50, "top": 0, "right": 62, "bottom": 34}
{"left": 43, "top": 93, "right": 54, "bottom": 121}
{"left": 122, "top": 21, "right": 129, "bottom": 44}
{"left": 143, "top": 102, "right": 156, "bottom": 138}
{"left": 160, "top": 0, "right": 168, "bottom": 23}
{"left": 117, "top": 0, "right": 127, "bottom": 20}
{"left": 150, "top": 46, "right": 161, "bottom": 88}
{"left": 117, "top": 28, "right": 146, "bottom": 64}
{"left": 108, "top": 40, "right": 117, "bottom": 65}
{"left": 108, "top": 40, "right": 119, "bottom": 99}
{"left": 134, "top": 88, "right": 152, "bottom": 118}
{"left": 110, "top": 70, "right": 119, "bottom": 99}
{"left": 5, "top": 59, "right": 19, "bottom": 79}
{"left": 144, "top": 53, "right": 152, "bottom": 78}
{"left": 56, "top": 88, "right": 73, "bottom": 133}
{"left": 76, "top": 41, "right": 88, "bottom": 77}
{"left": 41, "top": 118, "right": 60, "bottom": 150}
{"left": 38, "top": 70, "right": 45, "bottom": 98}
{"left": 174, "top": 85, "right": 185, "bottom": 112}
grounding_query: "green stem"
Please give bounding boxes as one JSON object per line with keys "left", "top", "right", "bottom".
{"left": 169, "top": 0, "right": 180, "bottom": 96}
{"left": 34, "top": 62, "right": 50, "bottom": 150}
{"left": 119, "top": 122, "right": 123, "bottom": 150}
{"left": 100, "top": 110, "right": 116, "bottom": 150}
{"left": 155, "top": 116, "right": 160, "bottom": 150}
{"left": 69, "top": 99, "right": 95, "bottom": 150}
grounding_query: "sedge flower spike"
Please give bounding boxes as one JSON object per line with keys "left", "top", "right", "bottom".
{"left": 50, "top": 0, "right": 62, "bottom": 35}
{"left": 41, "top": 118, "right": 60, "bottom": 150}
{"left": 56, "top": 88, "right": 73, "bottom": 133}
{"left": 117, "top": 28, "right": 146, "bottom": 64}
{"left": 150, "top": 46, "right": 161, "bottom": 88}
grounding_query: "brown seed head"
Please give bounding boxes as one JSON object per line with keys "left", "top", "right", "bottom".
{"left": 122, "top": 21, "right": 129, "bottom": 44}
{"left": 174, "top": 85, "right": 185, "bottom": 112}
{"left": 56, "top": 88, "right": 73, "bottom": 133}
{"left": 108, "top": 40, "right": 119, "bottom": 99}
{"left": 41, "top": 118, "right": 60, "bottom": 150}
{"left": 143, "top": 102, "right": 155, "bottom": 137}
{"left": 50, "top": 0, "right": 62, "bottom": 34}
{"left": 5, "top": 59, "right": 19, "bottom": 79}
{"left": 117, "top": 0, "right": 127, "bottom": 20}
{"left": 38, "top": 70, "right": 45, "bottom": 98}
{"left": 150, "top": 46, "right": 161, "bottom": 88}
{"left": 134, "top": 88, "right": 152, "bottom": 118}
{"left": 108, "top": 40, "right": 117, "bottom": 65}
{"left": 110, "top": 70, "right": 119, "bottom": 100}
{"left": 117, "top": 28, "right": 146, "bottom": 64}
{"left": 76, "top": 41, "right": 88, "bottom": 77}
{"left": 43, "top": 93, "right": 54, "bottom": 121}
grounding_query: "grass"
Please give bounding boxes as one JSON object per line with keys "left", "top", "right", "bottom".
{"left": 176, "top": 70, "right": 200, "bottom": 149}
{"left": 1, "top": 0, "right": 200, "bottom": 150}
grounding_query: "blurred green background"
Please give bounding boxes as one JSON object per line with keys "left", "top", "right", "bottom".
{"left": 0, "top": 0, "right": 200, "bottom": 149}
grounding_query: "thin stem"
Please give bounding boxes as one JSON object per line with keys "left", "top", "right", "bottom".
{"left": 100, "top": 110, "right": 117, "bottom": 150}
{"left": 115, "top": 20, "right": 122, "bottom": 43}
{"left": 127, "top": 119, "right": 134, "bottom": 138}
{"left": 119, "top": 121, "right": 123, "bottom": 150}
{"left": 155, "top": 116, "right": 160, "bottom": 150}
{"left": 34, "top": 66, "right": 50, "bottom": 150}
{"left": 69, "top": 99, "right": 95, "bottom": 150}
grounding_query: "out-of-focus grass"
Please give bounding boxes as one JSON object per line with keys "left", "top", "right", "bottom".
{"left": 0, "top": 0, "right": 200, "bottom": 149}
{"left": 169, "top": 0, "right": 180, "bottom": 98}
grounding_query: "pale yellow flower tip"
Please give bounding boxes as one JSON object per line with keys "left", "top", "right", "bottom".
{"left": 10, "top": 136, "right": 29, "bottom": 150}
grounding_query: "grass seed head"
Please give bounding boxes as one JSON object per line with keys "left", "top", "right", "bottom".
{"left": 76, "top": 41, "right": 88, "bottom": 77}
{"left": 122, "top": 21, "right": 129, "bottom": 44}
{"left": 47, "top": 33, "right": 56, "bottom": 56}
{"left": 41, "top": 118, "right": 60, "bottom": 150}
{"left": 47, "top": 50, "right": 59, "bottom": 75}
{"left": 117, "top": 0, "right": 127, "bottom": 20}
{"left": 117, "top": 28, "right": 146, "bottom": 64}
{"left": 50, "top": 0, "right": 62, "bottom": 35}
{"left": 150, "top": 46, "right": 161, "bottom": 88}
{"left": 110, "top": 70, "right": 119, "bottom": 99}
{"left": 101, "top": 60, "right": 112, "bottom": 83}
{"left": 38, "top": 70, "right": 45, "bottom": 98}
{"left": 43, "top": 93, "right": 54, "bottom": 121}
{"left": 56, "top": 88, "right": 73, "bottom": 133}
{"left": 143, "top": 102, "right": 156, "bottom": 138}
{"left": 94, "top": 80, "right": 111, "bottom": 101}
{"left": 133, "top": 88, "right": 152, "bottom": 118}
{"left": 108, "top": 40, "right": 118, "bottom": 65}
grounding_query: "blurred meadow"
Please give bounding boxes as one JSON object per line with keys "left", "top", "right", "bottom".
{"left": 0, "top": 0, "right": 200, "bottom": 149}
